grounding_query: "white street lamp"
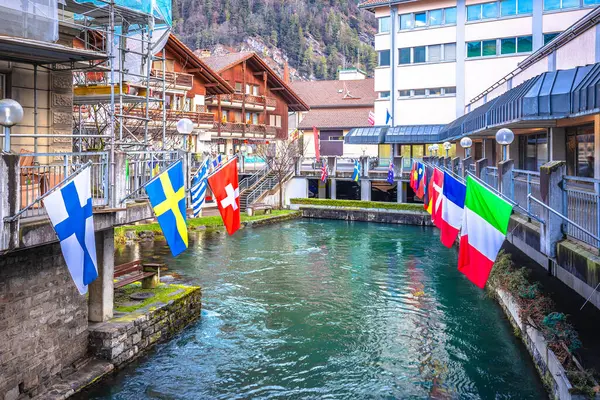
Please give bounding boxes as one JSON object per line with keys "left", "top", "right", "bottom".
{"left": 443, "top": 141, "right": 452, "bottom": 157}
{"left": 460, "top": 136, "right": 473, "bottom": 158}
{"left": 496, "top": 128, "right": 515, "bottom": 161}
{"left": 428, "top": 145, "right": 433, "bottom": 156}
{"left": 176, "top": 118, "right": 194, "bottom": 151}
{"left": 0, "top": 99, "right": 24, "bottom": 152}
{"left": 432, "top": 143, "right": 439, "bottom": 156}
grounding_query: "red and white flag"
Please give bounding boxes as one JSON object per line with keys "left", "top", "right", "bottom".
{"left": 207, "top": 158, "right": 241, "bottom": 235}
{"left": 367, "top": 111, "right": 375, "bottom": 126}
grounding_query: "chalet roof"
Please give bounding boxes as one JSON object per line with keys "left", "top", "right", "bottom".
{"left": 298, "top": 107, "right": 374, "bottom": 130}
{"left": 166, "top": 35, "right": 234, "bottom": 95}
{"left": 290, "top": 79, "right": 376, "bottom": 108}
{"left": 199, "top": 52, "right": 310, "bottom": 112}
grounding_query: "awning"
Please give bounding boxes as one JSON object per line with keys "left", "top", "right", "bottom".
{"left": 384, "top": 125, "right": 445, "bottom": 143}
{"left": 344, "top": 126, "right": 387, "bottom": 144}
{"left": 439, "top": 61, "right": 600, "bottom": 140}
{"left": 0, "top": 35, "right": 107, "bottom": 65}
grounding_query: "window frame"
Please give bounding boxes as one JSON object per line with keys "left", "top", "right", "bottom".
{"left": 398, "top": 7, "right": 457, "bottom": 31}
{"left": 378, "top": 16, "right": 391, "bottom": 33}
{"left": 467, "top": 0, "right": 534, "bottom": 22}
{"left": 398, "top": 43, "right": 457, "bottom": 65}
{"left": 378, "top": 49, "right": 391, "bottom": 67}
{"left": 397, "top": 86, "right": 457, "bottom": 99}
{"left": 378, "top": 91, "right": 391, "bottom": 99}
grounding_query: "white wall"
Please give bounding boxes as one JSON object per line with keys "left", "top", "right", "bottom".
{"left": 464, "top": 55, "right": 528, "bottom": 102}
{"left": 260, "top": 177, "right": 308, "bottom": 206}
{"left": 397, "top": 62, "right": 456, "bottom": 90}
{"left": 397, "top": 96, "right": 457, "bottom": 125}
{"left": 464, "top": 17, "right": 533, "bottom": 42}
{"left": 556, "top": 28, "right": 596, "bottom": 70}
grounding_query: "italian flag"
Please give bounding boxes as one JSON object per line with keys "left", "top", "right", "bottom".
{"left": 458, "top": 176, "right": 513, "bottom": 288}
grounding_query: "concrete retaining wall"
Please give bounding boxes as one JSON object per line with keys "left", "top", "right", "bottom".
{"left": 295, "top": 205, "right": 433, "bottom": 226}
{"left": 88, "top": 287, "right": 201, "bottom": 368}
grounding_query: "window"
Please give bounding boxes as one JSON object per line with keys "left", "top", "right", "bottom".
{"left": 517, "top": 35, "right": 533, "bottom": 52}
{"left": 500, "top": 0, "right": 517, "bottom": 16}
{"left": 501, "top": 37, "right": 517, "bottom": 54}
{"left": 399, "top": 89, "right": 411, "bottom": 97}
{"left": 221, "top": 110, "right": 229, "bottom": 122}
{"left": 584, "top": 0, "right": 600, "bottom": 5}
{"left": 378, "top": 50, "right": 390, "bottom": 67}
{"left": 378, "top": 16, "right": 391, "bottom": 33}
{"left": 467, "top": 4, "right": 481, "bottom": 21}
{"left": 518, "top": 0, "right": 533, "bottom": 13}
{"left": 445, "top": 7, "right": 457, "bottom": 24}
{"left": 399, "top": 48, "right": 411, "bottom": 64}
{"left": 467, "top": 41, "right": 481, "bottom": 57}
{"left": 275, "top": 115, "right": 282, "bottom": 127}
{"left": 482, "top": 38, "right": 496, "bottom": 55}
{"left": 398, "top": 87, "right": 456, "bottom": 98}
{"left": 444, "top": 43, "right": 456, "bottom": 61}
{"left": 379, "top": 91, "right": 390, "bottom": 99}
{"left": 544, "top": 0, "right": 579, "bottom": 10}
{"left": 428, "top": 87, "right": 442, "bottom": 96}
{"left": 520, "top": 133, "right": 548, "bottom": 171}
{"left": 413, "top": 46, "right": 426, "bottom": 63}
{"left": 444, "top": 87, "right": 456, "bottom": 95}
{"left": 428, "top": 45, "right": 441, "bottom": 62}
{"left": 269, "top": 115, "right": 275, "bottom": 126}
{"left": 235, "top": 82, "right": 242, "bottom": 93}
{"left": 483, "top": 2, "right": 499, "bottom": 18}
{"left": 245, "top": 112, "right": 258, "bottom": 125}
{"left": 414, "top": 12, "right": 427, "bottom": 27}
{"left": 400, "top": 13, "right": 413, "bottom": 30}
{"left": 413, "top": 89, "right": 426, "bottom": 96}
{"left": 544, "top": 32, "right": 561, "bottom": 45}
{"left": 429, "top": 9, "right": 443, "bottom": 25}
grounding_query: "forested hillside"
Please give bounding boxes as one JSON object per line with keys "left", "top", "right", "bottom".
{"left": 171, "top": 0, "right": 377, "bottom": 80}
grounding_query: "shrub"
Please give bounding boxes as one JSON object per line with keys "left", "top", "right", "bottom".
{"left": 289, "top": 198, "right": 425, "bottom": 211}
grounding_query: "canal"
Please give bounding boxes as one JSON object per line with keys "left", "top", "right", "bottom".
{"left": 83, "top": 219, "right": 546, "bottom": 399}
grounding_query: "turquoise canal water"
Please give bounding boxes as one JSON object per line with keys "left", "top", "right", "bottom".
{"left": 84, "top": 220, "right": 546, "bottom": 399}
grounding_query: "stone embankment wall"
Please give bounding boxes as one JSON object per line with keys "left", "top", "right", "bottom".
{"left": 88, "top": 288, "right": 201, "bottom": 368}
{"left": 296, "top": 205, "right": 433, "bottom": 226}
{"left": 0, "top": 244, "right": 88, "bottom": 399}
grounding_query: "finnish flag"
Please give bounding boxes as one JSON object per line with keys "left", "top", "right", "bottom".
{"left": 43, "top": 166, "right": 98, "bottom": 294}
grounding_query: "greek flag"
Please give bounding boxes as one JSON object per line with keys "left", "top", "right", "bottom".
{"left": 43, "top": 166, "right": 98, "bottom": 295}
{"left": 212, "top": 154, "right": 223, "bottom": 170}
{"left": 191, "top": 158, "right": 210, "bottom": 217}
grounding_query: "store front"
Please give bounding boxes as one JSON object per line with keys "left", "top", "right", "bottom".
{"left": 519, "top": 132, "right": 548, "bottom": 172}
{"left": 566, "top": 124, "right": 595, "bottom": 177}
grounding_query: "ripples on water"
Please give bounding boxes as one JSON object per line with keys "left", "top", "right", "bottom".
{"left": 84, "top": 220, "right": 546, "bottom": 399}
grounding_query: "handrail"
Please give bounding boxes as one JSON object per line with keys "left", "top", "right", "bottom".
{"left": 239, "top": 162, "right": 269, "bottom": 192}
{"left": 528, "top": 194, "right": 600, "bottom": 247}
{"left": 6, "top": 160, "right": 93, "bottom": 222}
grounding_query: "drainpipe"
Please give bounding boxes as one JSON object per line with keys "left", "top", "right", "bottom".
{"left": 389, "top": 3, "right": 397, "bottom": 129}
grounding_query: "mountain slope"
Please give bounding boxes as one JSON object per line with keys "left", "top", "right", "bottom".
{"left": 171, "top": 0, "right": 377, "bottom": 81}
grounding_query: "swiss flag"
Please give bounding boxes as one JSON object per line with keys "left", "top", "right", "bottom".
{"left": 207, "top": 158, "right": 241, "bottom": 235}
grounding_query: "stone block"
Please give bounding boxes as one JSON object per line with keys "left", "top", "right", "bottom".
{"left": 4, "top": 385, "right": 19, "bottom": 400}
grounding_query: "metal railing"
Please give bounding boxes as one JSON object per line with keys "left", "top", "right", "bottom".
{"left": 17, "top": 152, "right": 109, "bottom": 219}
{"left": 239, "top": 163, "right": 270, "bottom": 192}
{"left": 562, "top": 175, "right": 600, "bottom": 247}
{"left": 482, "top": 166, "right": 499, "bottom": 190}
{"left": 124, "top": 151, "right": 179, "bottom": 201}
{"left": 512, "top": 169, "right": 542, "bottom": 218}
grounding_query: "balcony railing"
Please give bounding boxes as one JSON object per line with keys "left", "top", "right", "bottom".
{"left": 116, "top": 106, "right": 214, "bottom": 126}
{"left": 213, "top": 122, "right": 278, "bottom": 136}
{"left": 207, "top": 93, "right": 277, "bottom": 108}
{"left": 151, "top": 70, "right": 194, "bottom": 88}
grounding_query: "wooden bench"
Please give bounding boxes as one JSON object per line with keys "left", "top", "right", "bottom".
{"left": 246, "top": 203, "right": 273, "bottom": 216}
{"left": 114, "top": 260, "right": 163, "bottom": 289}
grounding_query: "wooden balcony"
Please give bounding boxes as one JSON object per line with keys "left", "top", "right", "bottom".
{"left": 205, "top": 93, "right": 277, "bottom": 111}
{"left": 150, "top": 70, "right": 194, "bottom": 89}
{"left": 116, "top": 106, "right": 214, "bottom": 127}
{"left": 211, "top": 122, "right": 279, "bottom": 137}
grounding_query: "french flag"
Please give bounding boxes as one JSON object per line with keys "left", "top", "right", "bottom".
{"left": 440, "top": 173, "right": 466, "bottom": 248}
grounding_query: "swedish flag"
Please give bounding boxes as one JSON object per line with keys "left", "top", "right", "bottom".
{"left": 145, "top": 160, "right": 188, "bottom": 257}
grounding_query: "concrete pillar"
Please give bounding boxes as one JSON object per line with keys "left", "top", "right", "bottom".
{"left": 549, "top": 127, "right": 566, "bottom": 162}
{"left": 360, "top": 156, "right": 370, "bottom": 178}
{"left": 294, "top": 156, "right": 301, "bottom": 176}
{"left": 89, "top": 229, "right": 115, "bottom": 322}
{"left": 239, "top": 154, "right": 245, "bottom": 173}
{"left": 328, "top": 156, "right": 337, "bottom": 178}
{"left": 498, "top": 159, "right": 514, "bottom": 200}
{"left": 114, "top": 152, "right": 127, "bottom": 205}
{"left": 330, "top": 179, "right": 337, "bottom": 200}
{"left": 398, "top": 182, "right": 407, "bottom": 203}
{"left": 0, "top": 153, "right": 20, "bottom": 251}
{"left": 462, "top": 156, "right": 472, "bottom": 178}
{"left": 318, "top": 180, "right": 326, "bottom": 199}
{"left": 451, "top": 157, "right": 460, "bottom": 175}
{"left": 594, "top": 115, "right": 600, "bottom": 179}
{"left": 539, "top": 161, "right": 566, "bottom": 258}
{"left": 475, "top": 158, "right": 488, "bottom": 179}
{"left": 361, "top": 179, "right": 371, "bottom": 201}
{"left": 508, "top": 139, "right": 519, "bottom": 169}
{"left": 393, "top": 156, "right": 403, "bottom": 179}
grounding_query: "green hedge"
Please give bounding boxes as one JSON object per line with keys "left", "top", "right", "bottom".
{"left": 290, "top": 198, "right": 425, "bottom": 211}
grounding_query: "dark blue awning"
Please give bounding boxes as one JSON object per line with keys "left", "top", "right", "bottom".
{"left": 384, "top": 125, "right": 445, "bottom": 143}
{"left": 344, "top": 126, "right": 387, "bottom": 144}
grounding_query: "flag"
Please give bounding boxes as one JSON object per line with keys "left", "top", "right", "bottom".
{"left": 146, "top": 160, "right": 188, "bottom": 257}
{"left": 422, "top": 165, "right": 434, "bottom": 211}
{"left": 409, "top": 161, "right": 417, "bottom": 190}
{"left": 321, "top": 161, "right": 328, "bottom": 182}
{"left": 190, "top": 158, "right": 210, "bottom": 217}
{"left": 386, "top": 109, "right": 392, "bottom": 125}
{"left": 368, "top": 111, "right": 375, "bottom": 126}
{"left": 458, "top": 176, "right": 513, "bottom": 288}
{"left": 207, "top": 158, "right": 241, "bottom": 235}
{"left": 352, "top": 160, "right": 361, "bottom": 182}
{"left": 430, "top": 168, "right": 445, "bottom": 228}
{"left": 149, "top": 161, "right": 160, "bottom": 177}
{"left": 43, "top": 166, "right": 98, "bottom": 295}
{"left": 313, "top": 126, "right": 320, "bottom": 162}
{"left": 125, "top": 158, "right": 130, "bottom": 182}
{"left": 440, "top": 173, "right": 466, "bottom": 248}
{"left": 290, "top": 128, "right": 299, "bottom": 141}
{"left": 416, "top": 163, "right": 426, "bottom": 199}
{"left": 387, "top": 162, "right": 394, "bottom": 184}
{"left": 212, "top": 154, "right": 223, "bottom": 170}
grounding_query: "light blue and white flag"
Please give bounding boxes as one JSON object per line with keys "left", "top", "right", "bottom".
{"left": 43, "top": 166, "right": 98, "bottom": 295}
{"left": 191, "top": 158, "right": 210, "bottom": 217}
{"left": 212, "top": 154, "right": 223, "bottom": 170}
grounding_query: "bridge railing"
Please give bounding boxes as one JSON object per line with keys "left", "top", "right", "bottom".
{"left": 562, "top": 175, "right": 600, "bottom": 247}
{"left": 15, "top": 151, "right": 109, "bottom": 219}
{"left": 512, "top": 169, "right": 542, "bottom": 219}
{"left": 124, "top": 151, "right": 180, "bottom": 201}
{"left": 482, "top": 166, "right": 499, "bottom": 190}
